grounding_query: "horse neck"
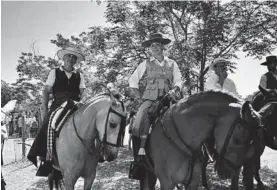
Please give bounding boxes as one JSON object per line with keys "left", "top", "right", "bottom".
{"left": 75, "top": 96, "right": 112, "bottom": 143}
{"left": 172, "top": 98, "right": 234, "bottom": 151}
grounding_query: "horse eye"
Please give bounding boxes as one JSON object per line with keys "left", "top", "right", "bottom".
{"left": 110, "top": 122, "right": 118, "bottom": 129}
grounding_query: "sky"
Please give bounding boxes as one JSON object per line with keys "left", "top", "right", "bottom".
{"left": 1, "top": 1, "right": 276, "bottom": 98}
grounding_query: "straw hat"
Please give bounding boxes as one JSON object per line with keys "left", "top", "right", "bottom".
{"left": 57, "top": 46, "right": 85, "bottom": 63}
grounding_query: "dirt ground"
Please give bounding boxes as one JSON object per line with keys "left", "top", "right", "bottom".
{"left": 1, "top": 137, "right": 277, "bottom": 190}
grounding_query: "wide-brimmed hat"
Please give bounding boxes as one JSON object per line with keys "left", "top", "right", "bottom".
{"left": 57, "top": 46, "right": 85, "bottom": 63}
{"left": 261, "top": 55, "right": 277, "bottom": 66}
{"left": 209, "top": 57, "right": 230, "bottom": 70}
{"left": 142, "top": 33, "right": 171, "bottom": 48}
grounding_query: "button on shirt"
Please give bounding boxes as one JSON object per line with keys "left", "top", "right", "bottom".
{"left": 129, "top": 57, "right": 183, "bottom": 89}
{"left": 205, "top": 72, "right": 238, "bottom": 96}
{"left": 45, "top": 67, "right": 86, "bottom": 88}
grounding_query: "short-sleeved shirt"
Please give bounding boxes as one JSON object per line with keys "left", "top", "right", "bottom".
{"left": 45, "top": 67, "right": 86, "bottom": 88}
{"left": 205, "top": 72, "right": 238, "bottom": 96}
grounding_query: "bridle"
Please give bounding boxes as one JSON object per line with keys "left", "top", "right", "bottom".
{"left": 160, "top": 104, "right": 258, "bottom": 187}
{"left": 72, "top": 99, "right": 126, "bottom": 159}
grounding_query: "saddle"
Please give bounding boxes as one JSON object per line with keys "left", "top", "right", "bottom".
{"left": 36, "top": 100, "right": 79, "bottom": 176}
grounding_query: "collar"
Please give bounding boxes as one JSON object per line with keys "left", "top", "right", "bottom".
{"left": 149, "top": 56, "right": 168, "bottom": 63}
{"left": 60, "top": 66, "right": 76, "bottom": 73}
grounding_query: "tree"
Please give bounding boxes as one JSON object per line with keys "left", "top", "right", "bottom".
{"left": 1, "top": 80, "right": 13, "bottom": 107}
{"left": 100, "top": 1, "right": 277, "bottom": 94}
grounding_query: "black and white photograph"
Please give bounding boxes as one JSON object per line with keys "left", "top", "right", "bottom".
{"left": 1, "top": 1, "right": 277, "bottom": 189}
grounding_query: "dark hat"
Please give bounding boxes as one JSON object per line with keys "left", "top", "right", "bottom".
{"left": 142, "top": 33, "right": 171, "bottom": 47}
{"left": 261, "top": 55, "right": 277, "bottom": 66}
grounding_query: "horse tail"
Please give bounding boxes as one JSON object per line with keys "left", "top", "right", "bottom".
{"left": 48, "top": 168, "right": 63, "bottom": 190}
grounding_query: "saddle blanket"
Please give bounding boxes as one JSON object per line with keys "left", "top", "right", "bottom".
{"left": 46, "top": 100, "right": 77, "bottom": 161}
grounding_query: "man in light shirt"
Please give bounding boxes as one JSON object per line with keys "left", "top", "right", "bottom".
{"left": 27, "top": 46, "right": 86, "bottom": 175}
{"left": 129, "top": 33, "right": 183, "bottom": 158}
{"left": 205, "top": 57, "right": 238, "bottom": 96}
{"left": 259, "top": 55, "right": 277, "bottom": 97}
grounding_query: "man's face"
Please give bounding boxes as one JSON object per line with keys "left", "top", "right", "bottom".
{"left": 267, "top": 61, "right": 277, "bottom": 72}
{"left": 149, "top": 42, "right": 163, "bottom": 56}
{"left": 214, "top": 62, "right": 228, "bottom": 78}
{"left": 63, "top": 54, "right": 77, "bottom": 72}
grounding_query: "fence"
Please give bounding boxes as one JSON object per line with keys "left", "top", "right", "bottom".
{"left": 2, "top": 138, "right": 33, "bottom": 165}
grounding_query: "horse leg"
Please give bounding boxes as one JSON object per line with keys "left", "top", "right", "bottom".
{"left": 140, "top": 171, "right": 157, "bottom": 190}
{"left": 254, "top": 169, "right": 265, "bottom": 190}
{"left": 63, "top": 171, "right": 78, "bottom": 190}
{"left": 48, "top": 172, "right": 54, "bottom": 190}
{"left": 158, "top": 176, "right": 174, "bottom": 190}
{"left": 230, "top": 172, "right": 239, "bottom": 190}
{"left": 83, "top": 169, "right": 96, "bottom": 190}
{"left": 201, "top": 152, "right": 209, "bottom": 190}
{"left": 186, "top": 162, "right": 202, "bottom": 190}
{"left": 242, "top": 162, "right": 254, "bottom": 190}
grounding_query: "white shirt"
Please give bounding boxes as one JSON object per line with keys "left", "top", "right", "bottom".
{"left": 259, "top": 72, "right": 277, "bottom": 90}
{"left": 205, "top": 72, "right": 238, "bottom": 96}
{"left": 129, "top": 57, "right": 183, "bottom": 89}
{"left": 45, "top": 67, "right": 86, "bottom": 88}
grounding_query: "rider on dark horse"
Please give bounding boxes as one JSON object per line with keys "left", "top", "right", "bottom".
{"left": 259, "top": 55, "right": 277, "bottom": 100}
{"left": 27, "top": 45, "right": 86, "bottom": 176}
{"left": 257, "top": 55, "right": 277, "bottom": 145}
{"left": 128, "top": 33, "right": 183, "bottom": 187}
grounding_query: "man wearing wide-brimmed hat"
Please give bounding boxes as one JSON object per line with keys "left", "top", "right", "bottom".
{"left": 27, "top": 46, "right": 86, "bottom": 176}
{"left": 259, "top": 55, "right": 277, "bottom": 94}
{"left": 128, "top": 33, "right": 183, "bottom": 158}
{"left": 205, "top": 57, "right": 238, "bottom": 96}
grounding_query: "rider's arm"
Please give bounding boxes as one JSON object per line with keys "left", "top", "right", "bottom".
{"left": 128, "top": 60, "right": 147, "bottom": 99}
{"left": 42, "top": 85, "right": 52, "bottom": 111}
{"left": 205, "top": 73, "right": 222, "bottom": 91}
{"left": 79, "top": 73, "right": 86, "bottom": 101}
{"left": 172, "top": 61, "right": 183, "bottom": 90}
{"left": 42, "top": 69, "right": 55, "bottom": 117}
{"left": 259, "top": 74, "right": 267, "bottom": 90}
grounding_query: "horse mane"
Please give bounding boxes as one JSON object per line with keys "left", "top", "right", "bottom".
{"left": 178, "top": 90, "right": 241, "bottom": 109}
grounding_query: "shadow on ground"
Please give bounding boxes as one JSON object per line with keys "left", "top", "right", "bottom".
{"left": 27, "top": 178, "right": 48, "bottom": 190}
{"left": 24, "top": 147, "right": 277, "bottom": 190}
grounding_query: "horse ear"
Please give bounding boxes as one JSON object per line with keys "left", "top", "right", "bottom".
{"left": 109, "top": 93, "right": 117, "bottom": 105}
{"left": 258, "top": 103, "right": 276, "bottom": 118}
{"left": 241, "top": 101, "right": 261, "bottom": 123}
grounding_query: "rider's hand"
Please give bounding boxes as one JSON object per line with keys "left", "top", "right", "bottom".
{"left": 168, "top": 86, "right": 181, "bottom": 100}
{"left": 269, "top": 89, "right": 277, "bottom": 97}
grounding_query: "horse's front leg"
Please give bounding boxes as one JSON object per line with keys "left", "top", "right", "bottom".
{"left": 230, "top": 172, "right": 239, "bottom": 190}
{"left": 84, "top": 169, "right": 96, "bottom": 190}
{"left": 201, "top": 151, "right": 209, "bottom": 190}
{"left": 186, "top": 162, "right": 202, "bottom": 190}
{"left": 83, "top": 158, "right": 98, "bottom": 190}
{"left": 254, "top": 169, "right": 265, "bottom": 190}
{"left": 140, "top": 170, "right": 157, "bottom": 190}
{"left": 242, "top": 162, "right": 254, "bottom": 190}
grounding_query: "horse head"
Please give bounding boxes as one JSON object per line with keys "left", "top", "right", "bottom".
{"left": 95, "top": 93, "right": 127, "bottom": 162}
{"left": 214, "top": 100, "right": 263, "bottom": 179}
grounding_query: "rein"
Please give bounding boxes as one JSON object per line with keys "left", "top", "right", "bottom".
{"left": 213, "top": 116, "right": 243, "bottom": 170}
{"left": 71, "top": 97, "right": 126, "bottom": 159}
{"left": 160, "top": 105, "right": 203, "bottom": 188}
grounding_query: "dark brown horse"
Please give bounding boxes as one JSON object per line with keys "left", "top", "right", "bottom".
{"left": 136, "top": 91, "right": 262, "bottom": 190}
{"left": 202, "top": 87, "right": 277, "bottom": 190}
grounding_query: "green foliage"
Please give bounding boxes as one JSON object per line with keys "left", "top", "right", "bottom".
{"left": 10, "top": 1, "right": 277, "bottom": 113}
{"left": 1, "top": 80, "right": 13, "bottom": 107}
